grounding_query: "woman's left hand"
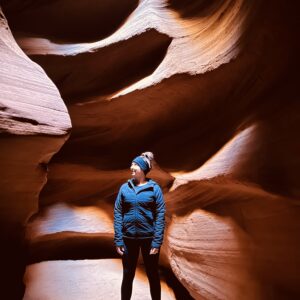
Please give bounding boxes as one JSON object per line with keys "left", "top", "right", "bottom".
{"left": 149, "top": 248, "right": 159, "bottom": 255}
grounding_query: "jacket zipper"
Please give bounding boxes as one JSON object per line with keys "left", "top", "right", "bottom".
{"left": 131, "top": 181, "right": 138, "bottom": 237}
{"left": 129, "top": 179, "right": 154, "bottom": 238}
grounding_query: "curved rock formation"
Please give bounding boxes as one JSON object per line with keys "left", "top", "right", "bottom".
{"left": 0, "top": 8, "right": 71, "bottom": 299}
{"left": 166, "top": 178, "right": 300, "bottom": 299}
{"left": 1, "top": 0, "right": 300, "bottom": 299}
{"left": 0, "top": 11, "right": 70, "bottom": 135}
{"left": 19, "top": 29, "right": 172, "bottom": 102}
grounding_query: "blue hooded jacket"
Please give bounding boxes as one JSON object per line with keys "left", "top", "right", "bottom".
{"left": 114, "top": 178, "right": 166, "bottom": 249}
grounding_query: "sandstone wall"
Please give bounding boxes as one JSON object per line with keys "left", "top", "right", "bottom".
{"left": 1, "top": 0, "right": 299, "bottom": 299}
{"left": 0, "top": 7, "right": 71, "bottom": 299}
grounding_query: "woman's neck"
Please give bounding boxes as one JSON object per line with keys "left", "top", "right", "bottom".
{"left": 133, "top": 177, "right": 147, "bottom": 186}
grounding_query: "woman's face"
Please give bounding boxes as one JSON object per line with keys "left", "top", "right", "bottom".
{"left": 130, "top": 162, "right": 144, "bottom": 178}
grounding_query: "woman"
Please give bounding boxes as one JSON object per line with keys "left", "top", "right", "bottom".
{"left": 114, "top": 152, "right": 166, "bottom": 300}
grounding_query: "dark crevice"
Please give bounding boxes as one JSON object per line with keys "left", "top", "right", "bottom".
{"left": 28, "top": 29, "right": 172, "bottom": 104}
{"left": 160, "top": 266, "right": 194, "bottom": 300}
{"left": 0, "top": 10, "right": 5, "bottom": 19}
{"left": 38, "top": 162, "right": 48, "bottom": 172}
{"left": 26, "top": 233, "right": 117, "bottom": 264}
{"left": 10, "top": 116, "right": 40, "bottom": 126}
{"left": 1, "top": 0, "right": 139, "bottom": 43}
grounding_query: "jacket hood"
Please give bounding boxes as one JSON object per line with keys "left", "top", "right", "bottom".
{"left": 127, "top": 178, "right": 157, "bottom": 191}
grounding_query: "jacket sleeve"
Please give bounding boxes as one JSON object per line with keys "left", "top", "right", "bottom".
{"left": 114, "top": 186, "right": 124, "bottom": 247}
{"left": 151, "top": 184, "right": 166, "bottom": 248}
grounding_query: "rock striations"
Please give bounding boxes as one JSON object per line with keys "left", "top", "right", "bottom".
{"left": 0, "top": 0, "right": 299, "bottom": 299}
{"left": 0, "top": 6, "right": 71, "bottom": 299}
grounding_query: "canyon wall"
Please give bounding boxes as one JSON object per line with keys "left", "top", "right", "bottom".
{"left": 1, "top": 0, "right": 299, "bottom": 299}
{"left": 0, "top": 7, "right": 71, "bottom": 299}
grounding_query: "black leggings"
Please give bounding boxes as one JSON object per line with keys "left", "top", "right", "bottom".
{"left": 121, "top": 238, "right": 161, "bottom": 300}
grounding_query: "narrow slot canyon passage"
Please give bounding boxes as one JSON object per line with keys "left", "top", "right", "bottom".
{"left": 0, "top": 0, "right": 300, "bottom": 299}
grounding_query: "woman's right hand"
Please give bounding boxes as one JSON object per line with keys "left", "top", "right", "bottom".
{"left": 116, "top": 246, "right": 125, "bottom": 256}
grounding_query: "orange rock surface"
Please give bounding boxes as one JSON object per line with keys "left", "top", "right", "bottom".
{"left": 0, "top": 0, "right": 299, "bottom": 299}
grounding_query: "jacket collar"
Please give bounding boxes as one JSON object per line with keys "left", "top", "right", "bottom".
{"left": 127, "top": 178, "right": 155, "bottom": 191}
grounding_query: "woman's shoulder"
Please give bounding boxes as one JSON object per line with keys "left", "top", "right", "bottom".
{"left": 119, "top": 181, "right": 130, "bottom": 190}
{"left": 147, "top": 178, "right": 162, "bottom": 190}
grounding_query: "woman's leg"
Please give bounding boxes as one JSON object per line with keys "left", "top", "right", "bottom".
{"left": 141, "top": 239, "right": 161, "bottom": 300}
{"left": 121, "top": 238, "right": 140, "bottom": 300}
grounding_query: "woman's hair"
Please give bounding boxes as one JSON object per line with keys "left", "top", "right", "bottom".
{"left": 141, "top": 151, "right": 154, "bottom": 170}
